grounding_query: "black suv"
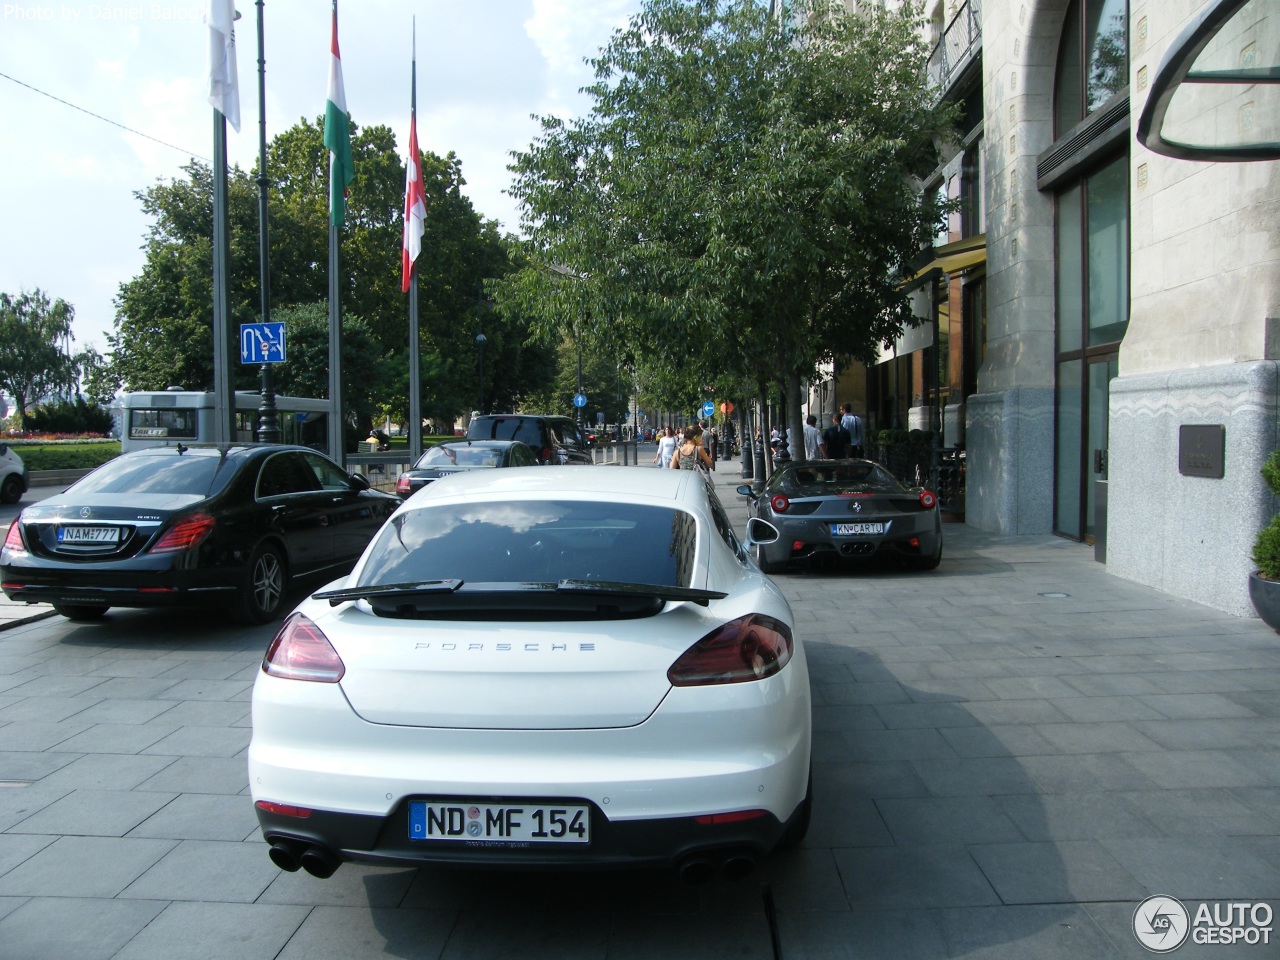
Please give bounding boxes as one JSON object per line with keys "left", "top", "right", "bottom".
{"left": 466, "top": 415, "right": 593, "bottom": 465}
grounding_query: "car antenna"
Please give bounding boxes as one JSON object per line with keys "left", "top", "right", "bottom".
{"left": 175, "top": 443, "right": 188, "bottom": 454}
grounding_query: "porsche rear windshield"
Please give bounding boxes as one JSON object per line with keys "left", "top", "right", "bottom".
{"left": 68, "top": 453, "right": 223, "bottom": 496}
{"left": 359, "top": 500, "right": 697, "bottom": 587}
{"left": 775, "top": 461, "right": 903, "bottom": 495}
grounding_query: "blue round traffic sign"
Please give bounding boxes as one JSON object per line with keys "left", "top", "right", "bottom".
{"left": 573, "top": 393, "right": 587, "bottom": 408}
{"left": 701, "top": 401, "right": 715, "bottom": 417}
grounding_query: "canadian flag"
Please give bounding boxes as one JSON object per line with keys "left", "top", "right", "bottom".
{"left": 402, "top": 112, "right": 428, "bottom": 293}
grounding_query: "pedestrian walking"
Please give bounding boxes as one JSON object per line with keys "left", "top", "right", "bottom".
{"left": 802, "top": 414, "right": 826, "bottom": 461}
{"left": 653, "top": 426, "right": 677, "bottom": 468}
{"left": 841, "top": 403, "right": 865, "bottom": 458}
{"left": 823, "top": 413, "right": 852, "bottom": 459}
{"left": 671, "top": 425, "right": 714, "bottom": 473}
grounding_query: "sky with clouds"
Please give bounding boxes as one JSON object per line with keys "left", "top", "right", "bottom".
{"left": 0, "top": 0, "right": 643, "bottom": 354}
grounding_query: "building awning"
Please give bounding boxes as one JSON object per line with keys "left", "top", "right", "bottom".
{"left": 1137, "top": 0, "right": 1278, "bottom": 161}
{"left": 898, "top": 234, "right": 987, "bottom": 291}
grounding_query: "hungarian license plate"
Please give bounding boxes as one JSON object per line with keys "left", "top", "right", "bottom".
{"left": 57, "top": 526, "right": 119, "bottom": 544}
{"left": 409, "top": 801, "right": 590, "bottom": 844}
{"left": 831, "top": 522, "right": 883, "bottom": 536}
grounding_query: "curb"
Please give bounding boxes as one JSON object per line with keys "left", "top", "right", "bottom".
{"left": 0, "top": 608, "right": 58, "bottom": 632}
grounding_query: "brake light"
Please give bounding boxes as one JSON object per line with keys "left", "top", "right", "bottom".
{"left": 396, "top": 474, "right": 412, "bottom": 495}
{"left": 770, "top": 495, "right": 790, "bottom": 513}
{"left": 255, "top": 800, "right": 313, "bottom": 819}
{"left": 667, "top": 614, "right": 793, "bottom": 686}
{"left": 262, "top": 613, "right": 345, "bottom": 683}
{"left": 149, "top": 513, "right": 216, "bottom": 554}
{"left": 695, "top": 809, "right": 768, "bottom": 825}
{"left": 541, "top": 447, "right": 553, "bottom": 463}
{"left": 3, "top": 520, "right": 25, "bottom": 555}
{"left": 919, "top": 490, "right": 937, "bottom": 509}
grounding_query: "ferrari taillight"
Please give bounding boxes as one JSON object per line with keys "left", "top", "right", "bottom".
{"left": 770, "top": 494, "right": 790, "bottom": 513}
{"left": 919, "top": 490, "right": 937, "bottom": 509}
{"left": 150, "top": 513, "right": 215, "bottom": 554}
{"left": 262, "top": 613, "right": 346, "bottom": 683}
{"left": 3, "top": 519, "right": 25, "bottom": 555}
{"left": 667, "top": 614, "right": 793, "bottom": 686}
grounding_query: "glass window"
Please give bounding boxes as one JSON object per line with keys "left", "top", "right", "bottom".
{"left": 1055, "top": 360, "right": 1084, "bottom": 539}
{"left": 128, "top": 408, "right": 198, "bottom": 441}
{"left": 1086, "top": 158, "right": 1129, "bottom": 346}
{"left": 359, "top": 501, "right": 698, "bottom": 589}
{"left": 302, "top": 451, "right": 354, "bottom": 491}
{"left": 1055, "top": 0, "right": 1129, "bottom": 134}
{"left": 257, "top": 453, "right": 320, "bottom": 499}
{"left": 1056, "top": 184, "right": 1084, "bottom": 354}
{"left": 70, "top": 452, "right": 221, "bottom": 496}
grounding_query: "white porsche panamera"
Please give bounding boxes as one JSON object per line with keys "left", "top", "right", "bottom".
{"left": 248, "top": 467, "right": 812, "bottom": 884}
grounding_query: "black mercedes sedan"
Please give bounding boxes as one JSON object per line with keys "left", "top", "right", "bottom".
{"left": 0, "top": 444, "right": 399, "bottom": 624}
{"left": 393, "top": 440, "right": 538, "bottom": 499}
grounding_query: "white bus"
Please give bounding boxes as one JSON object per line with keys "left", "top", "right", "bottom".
{"left": 114, "top": 389, "right": 330, "bottom": 454}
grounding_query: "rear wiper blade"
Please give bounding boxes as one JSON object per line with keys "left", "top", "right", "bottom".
{"left": 314, "top": 579, "right": 463, "bottom": 606}
{"left": 555, "top": 580, "right": 727, "bottom": 607}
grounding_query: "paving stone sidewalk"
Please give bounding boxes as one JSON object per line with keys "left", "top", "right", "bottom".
{"left": 0, "top": 459, "right": 1275, "bottom": 958}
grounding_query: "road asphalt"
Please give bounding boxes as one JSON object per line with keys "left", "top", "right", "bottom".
{"left": 0, "top": 455, "right": 1276, "bottom": 959}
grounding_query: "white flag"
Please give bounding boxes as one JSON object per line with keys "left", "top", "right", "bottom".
{"left": 206, "top": 0, "right": 240, "bottom": 132}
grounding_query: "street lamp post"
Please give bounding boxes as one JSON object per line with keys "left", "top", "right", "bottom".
{"left": 475, "top": 333, "right": 487, "bottom": 414}
{"left": 253, "top": 0, "right": 280, "bottom": 443}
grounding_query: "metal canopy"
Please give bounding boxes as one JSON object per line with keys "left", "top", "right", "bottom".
{"left": 1137, "top": 0, "right": 1278, "bottom": 161}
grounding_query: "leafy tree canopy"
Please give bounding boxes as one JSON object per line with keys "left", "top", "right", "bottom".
{"left": 0, "top": 288, "right": 81, "bottom": 427}
{"left": 105, "top": 116, "right": 547, "bottom": 430}
{"left": 498, "top": 0, "right": 957, "bottom": 413}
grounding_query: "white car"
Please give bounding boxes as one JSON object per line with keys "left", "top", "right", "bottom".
{"left": 249, "top": 467, "right": 811, "bottom": 884}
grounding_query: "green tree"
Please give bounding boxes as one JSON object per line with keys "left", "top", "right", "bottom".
{"left": 107, "top": 117, "right": 543, "bottom": 430}
{"left": 499, "top": 0, "right": 956, "bottom": 447}
{"left": 0, "top": 288, "right": 79, "bottom": 427}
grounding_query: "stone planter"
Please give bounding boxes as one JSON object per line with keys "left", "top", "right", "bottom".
{"left": 1247, "top": 571, "right": 1280, "bottom": 631}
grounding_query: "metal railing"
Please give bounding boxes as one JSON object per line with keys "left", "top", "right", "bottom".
{"left": 927, "top": 0, "right": 982, "bottom": 94}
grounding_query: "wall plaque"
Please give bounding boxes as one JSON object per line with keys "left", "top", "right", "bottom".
{"left": 1178, "top": 425, "right": 1225, "bottom": 478}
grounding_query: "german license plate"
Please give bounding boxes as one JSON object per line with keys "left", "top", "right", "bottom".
{"left": 56, "top": 526, "right": 119, "bottom": 544}
{"left": 409, "top": 801, "right": 590, "bottom": 844}
{"left": 831, "top": 522, "right": 883, "bottom": 536}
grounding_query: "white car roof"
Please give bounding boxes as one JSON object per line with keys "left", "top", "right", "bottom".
{"left": 398, "top": 466, "right": 704, "bottom": 507}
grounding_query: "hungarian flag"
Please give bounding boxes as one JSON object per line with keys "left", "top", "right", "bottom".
{"left": 205, "top": 0, "right": 240, "bottom": 131}
{"left": 401, "top": 112, "right": 428, "bottom": 293}
{"left": 323, "top": 2, "right": 353, "bottom": 228}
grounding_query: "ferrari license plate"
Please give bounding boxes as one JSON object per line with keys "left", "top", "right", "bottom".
{"left": 831, "top": 522, "right": 883, "bottom": 536}
{"left": 56, "top": 526, "right": 119, "bottom": 544}
{"left": 409, "top": 801, "right": 590, "bottom": 844}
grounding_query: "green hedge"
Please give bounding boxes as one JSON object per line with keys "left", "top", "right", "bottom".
{"left": 6, "top": 441, "right": 121, "bottom": 471}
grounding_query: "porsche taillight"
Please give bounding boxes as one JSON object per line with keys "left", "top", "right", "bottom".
{"left": 262, "top": 613, "right": 346, "bottom": 683}
{"left": 667, "top": 614, "right": 793, "bottom": 686}
{"left": 149, "top": 513, "right": 216, "bottom": 554}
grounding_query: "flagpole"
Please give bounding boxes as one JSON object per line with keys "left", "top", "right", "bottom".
{"left": 212, "top": 114, "right": 235, "bottom": 446}
{"left": 407, "top": 18, "right": 422, "bottom": 465}
{"left": 325, "top": 0, "right": 347, "bottom": 467}
{"left": 254, "top": 0, "right": 280, "bottom": 443}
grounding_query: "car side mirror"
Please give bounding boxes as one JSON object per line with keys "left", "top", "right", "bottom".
{"left": 735, "top": 483, "right": 757, "bottom": 499}
{"left": 349, "top": 473, "right": 371, "bottom": 491}
{"left": 745, "top": 517, "right": 779, "bottom": 546}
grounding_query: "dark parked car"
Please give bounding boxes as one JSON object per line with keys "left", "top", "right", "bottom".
{"left": 466, "top": 415, "right": 592, "bottom": 465}
{"left": 394, "top": 440, "right": 538, "bottom": 499}
{"left": 737, "top": 459, "right": 942, "bottom": 574}
{"left": 0, "top": 444, "right": 399, "bottom": 624}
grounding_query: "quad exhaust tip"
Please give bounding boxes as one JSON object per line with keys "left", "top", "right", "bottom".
{"left": 678, "top": 851, "right": 758, "bottom": 885}
{"left": 268, "top": 840, "right": 341, "bottom": 879}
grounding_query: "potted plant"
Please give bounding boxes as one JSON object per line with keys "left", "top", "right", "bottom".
{"left": 1249, "top": 450, "right": 1280, "bottom": 629}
